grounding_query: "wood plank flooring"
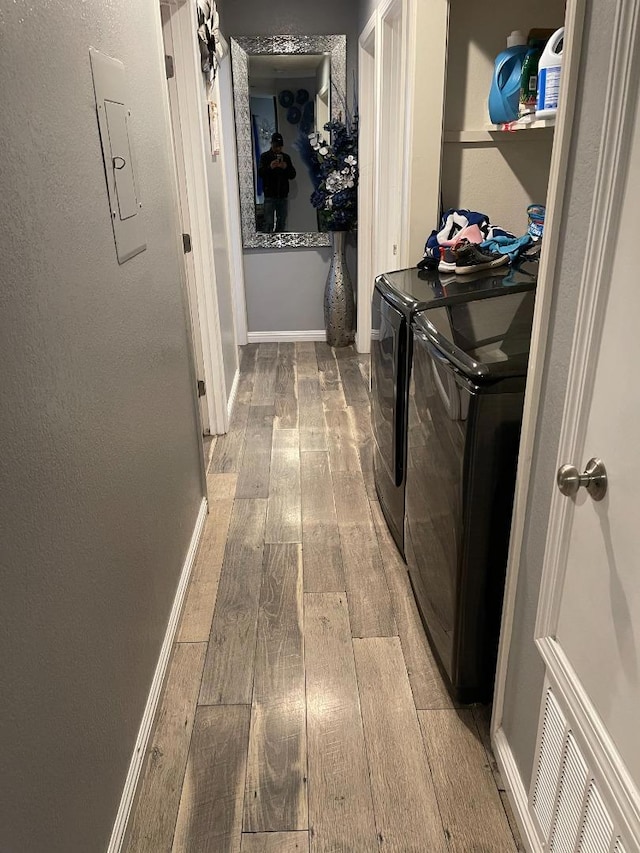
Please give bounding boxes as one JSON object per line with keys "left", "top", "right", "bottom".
{"left": 125, "top": 343, "right": 521, "bottom": 853}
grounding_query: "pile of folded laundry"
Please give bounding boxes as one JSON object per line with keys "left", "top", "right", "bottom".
{"left": 417, "top": 206, "right": 542, "bottom": 275}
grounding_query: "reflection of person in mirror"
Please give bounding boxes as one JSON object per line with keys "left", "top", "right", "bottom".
{"left": 258, "top": 132, "right": 297, "bottom": 233}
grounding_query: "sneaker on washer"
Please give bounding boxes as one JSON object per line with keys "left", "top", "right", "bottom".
{"left": 438, "top": 246, "right": 457, "bottom": 272}
{"left": 453, "top": 239, "right": 509, "bottom": 275}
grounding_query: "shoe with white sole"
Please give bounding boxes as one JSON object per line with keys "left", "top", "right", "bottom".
{"left": 453, "top": 239, "right": 509, "bottom": 275}
{"left": 438, "top": 246, "right": 457, "bottom": 272}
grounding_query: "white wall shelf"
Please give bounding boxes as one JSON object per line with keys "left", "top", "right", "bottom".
{"left": 487, "top": 115, "right": 557, "bottom": 132}
{"left": 444, "top": 117, "right": 556, "bottom": 144}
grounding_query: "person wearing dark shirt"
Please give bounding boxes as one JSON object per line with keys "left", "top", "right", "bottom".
{"left": 258, "top": 132, "right": 297, "bottom": 233}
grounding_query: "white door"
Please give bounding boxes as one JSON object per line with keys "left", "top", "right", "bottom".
{"left": 375, "top": 0, "right": 405, "bottom": 276}
{"left": 527, "top": 47, "right": 640, "bottom": 852}
{"left": 161, "top": 3, "right": 210, "bottom": 435}
{"left": 355, "top": 20, "right": 376, "bottom": 354}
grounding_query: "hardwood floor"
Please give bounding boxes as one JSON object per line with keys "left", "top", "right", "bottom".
{"left": 124, "top": 343, "right": 521, "bottom": 853}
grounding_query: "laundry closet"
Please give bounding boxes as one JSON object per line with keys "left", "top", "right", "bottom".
{"left": 371, "top": 0, "right": 572, "bottom": 703}
{"left": 430, "top": 0, "right": 566, "bottom": 237}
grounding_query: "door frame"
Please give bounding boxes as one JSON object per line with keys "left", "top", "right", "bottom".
{"left": 532, "top": 0, "right": 640, "bottom": 843}
{"left": 160, "top": 0, "right": 230, "bottom": 434}
{"left": 355, "top": 0, "right": 412, "bottom": 354}
{"left": 491, "top": 0, "right": 640, "bottom": 846}
{"left": 356, "top": 12, "right": 377, "bottom": 354}
{"left": 161, "top": 3, "right": 210, "bottom": 436}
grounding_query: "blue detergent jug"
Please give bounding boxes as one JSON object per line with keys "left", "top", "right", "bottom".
{"left": 488, "top": 45, "right": 528, "bottom": 124}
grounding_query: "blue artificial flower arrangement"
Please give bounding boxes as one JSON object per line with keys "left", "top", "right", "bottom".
{"left": 308, "top": 112, "right": 358, "bottom": 231}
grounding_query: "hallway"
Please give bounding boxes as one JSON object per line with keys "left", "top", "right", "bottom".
{"left": 124, "top": 342, "right": 523, "bottom": 852}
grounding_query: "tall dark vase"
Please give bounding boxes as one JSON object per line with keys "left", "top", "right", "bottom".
{"left": 324, "top": 230, "right": 355, "bottom": 348}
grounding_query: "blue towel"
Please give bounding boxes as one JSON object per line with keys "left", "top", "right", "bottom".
{"left": 480, "top": 233, "right": 532, "bottom": 262}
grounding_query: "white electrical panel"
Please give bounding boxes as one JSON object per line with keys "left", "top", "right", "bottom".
{"left": 89, "top": 48, "right": 146, "bottom": 264}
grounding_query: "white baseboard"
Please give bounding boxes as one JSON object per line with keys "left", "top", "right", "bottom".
{"left": 227, "top": 367, "right": 239, "bottom": 422}
{"left": 493, "top": 726, "right": 543, "bottom": 853}
{"left": 106, "top": 497, "right": 208, "bottom": 852}
{"left": 247, "top": 330, "right": 326, "bottom": 343}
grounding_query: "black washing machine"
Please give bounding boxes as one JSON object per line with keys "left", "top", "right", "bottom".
{"left": 370, "top": 263, "right": 537, "bottom": 559}
{"left": 405, "top": 286, "right": 536, "bottom": 702}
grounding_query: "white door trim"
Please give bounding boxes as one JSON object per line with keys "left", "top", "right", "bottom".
{"left": 161, "top": 4, "right": 210, "bottom": 441}
{"left": 493, "top": 727, "right": 544, "bottom": 853}
{"left": 162, "top": 0, "right": 229, "bottom": 434}
{"left": 491, "top": 0, "right": 586, "bottom": 731}
{"left": 355, "top": 10, "right": 377, "bottom": 354}
{"left": 355, "top": 0, "right": 412, "bottom": 354}
{"left": 217, "top": 49, "right": 248, "bottom": 346}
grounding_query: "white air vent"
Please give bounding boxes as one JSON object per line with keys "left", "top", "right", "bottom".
{"left": 577, "top": 783, "right": 613, "bottom": 852}
{"left": 530, "top": 685, "right": 633, "bottom": 852}
{"left": 550, "top": 733, "right": 589, "bottom": 853}
{"left": 533, "top": 689, "right": 568, "bottom": 836}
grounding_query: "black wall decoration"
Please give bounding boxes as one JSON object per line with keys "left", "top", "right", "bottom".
{"left": 197, "top": 0, "right": 218, "bottom": 78}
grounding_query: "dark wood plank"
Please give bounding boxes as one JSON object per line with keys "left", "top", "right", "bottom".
{"left": 305, "top": 593, "right": 379, "bottom": 853}
{"left": 265, "top": 429, "right": 301, "bottom": 544}
{"left": 314, "top": 342, "right": 347, "bottom": 410}
{"left": 295, "top": 342, "right": 318, "bottom": 378}
{"left": 371, "top": 500, "right": 458, "bottom": 710}
{"left": 210, "top": 347, "right": 257, "bottom": 473}
{"left": 418, "top": 710, "right": 516, "bottom": 852}
{"left": 236, "top": 405, "right": 274, "bottom": 499}
{"left": 335, "top": 353, "right": 369, "bottom": 407}
{"left": 178, "top": 498, "right": 234, "bottom": 643}
{"left": 241, "top": 832, "right": 309, "bottom": 852}
{"left": 199, "top": 499, "right": 267, "bottom": 705}
{"left": 357, "top": 354, "right": 370, "bottom": 390}
{"left": 298, "top": 375, "right": 327, "bottom": 451}
{"left": 302, "top": 522, "right": 345, "bottom": 593}
{"left": 300, "top": 451, "right": 345, "bottom": 592}
{"left": 472, "top": 704, "right": 505, "bottom": 790}
{"left": 353, "top": 638, "right": 447, "bottom": 852}
{"left": 211, "top": 392, "right": 251, "bottom": 474}
{"left": 324, "top": 409, "right": 361, "bottom": 473}
{"left": 244, "top": 544, "right": 307, "bottom": 832}
{"left": 300, "top": 452, "right": 336, "bottom": 526}
{"left": 500, "top": 792, "right": 526, "bottom": 851}
{"left": 347, "top": 405, "right": 376, "bottom": 500}
{"left": 339, "top": 523, "right": 397, "bottom": 638}
{"left": 207, "top": 472, "right": 238, "bottom": 500}
{"left": 124, "top": 643, "right": 207, "bottom": 853}
{"left": 331, "top": 470, "right": 371, "bottom": 527}
{"left": 275, "top": 343, "right": 298, "bottom": 429}
{"left": 251, "top": 344, "right": 278, "bottom": 406}
{"left": 172, "top": 705, "right": 251, "bottom": 853}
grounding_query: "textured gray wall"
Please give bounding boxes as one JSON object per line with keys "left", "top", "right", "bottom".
{"left": 0, "top": 1, "right": 204, "bottom": 850}
{"left": 501, "top": 0, "right": 616, "bottom": 788}
{"left": 244, "top": 240, "right": 357, "bottom": 330}
{"left": 358, "top": 0, "right": 379, "bottom": 33}
{"left": 219, "top": 0, "right": 360, "bottom": 332}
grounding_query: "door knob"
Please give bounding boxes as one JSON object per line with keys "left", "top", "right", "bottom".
{"left": 557, "top": 457, "right": 607, "bottom": 501}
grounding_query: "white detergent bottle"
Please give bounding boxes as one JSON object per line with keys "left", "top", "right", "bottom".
{"left": 536, "top": 28, "right": 564, "bottom": 118}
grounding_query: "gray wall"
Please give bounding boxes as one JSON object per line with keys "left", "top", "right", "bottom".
{"left": 501, "top": 0, "right": 616, "bottom": 788}
{"left": 219, "top": 0, "right": 360, "bottom": 333}
{"left": 358, "top": 0, "right": 378, "bottom": 33}
{"left": 0, "top": 1, "right": 204, "bottom": 850}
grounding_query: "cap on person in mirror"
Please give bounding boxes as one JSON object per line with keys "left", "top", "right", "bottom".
{"left": 271, "top": 132, "right": 284, "bottom": 146}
